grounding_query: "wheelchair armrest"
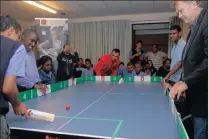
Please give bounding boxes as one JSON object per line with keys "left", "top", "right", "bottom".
{"left": 182, "top": 114, "right": 192, "bottom": 122}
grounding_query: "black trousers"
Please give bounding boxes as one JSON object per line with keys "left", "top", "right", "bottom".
{"left": 168, "top": 80, "right": 188, "bottom": 117}
{"left": 168, "top": 80, "right": 193, "bottom": 138}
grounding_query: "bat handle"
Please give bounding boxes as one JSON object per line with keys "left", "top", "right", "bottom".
{"left": 21, "top": 109, "right": 31, "bottom": 117}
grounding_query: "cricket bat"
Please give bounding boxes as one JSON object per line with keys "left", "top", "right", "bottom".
{"left": 26, "top": 109, "right": 55, "bottom": 122}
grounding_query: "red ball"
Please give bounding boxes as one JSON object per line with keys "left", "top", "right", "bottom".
{"left": 66, "top": 105, "right": 70, "bottom": 110}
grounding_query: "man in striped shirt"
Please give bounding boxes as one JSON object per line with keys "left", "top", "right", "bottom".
{"left": 145, "top": 44, "right": 167, "bottom": 70}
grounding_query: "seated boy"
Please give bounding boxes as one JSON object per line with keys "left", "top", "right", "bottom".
{"left": 73, "top": 58, "right": 86, "bottom": 78}
{"left": 117, "top": 62, "right": 125, "bottom": 75}
{"left": 135, "top": 62, "right": 146, "bottom": 76}
{"left": 75, "top": 59, "right": 94, "bottom": 76}
{"left": 119, "top": 62, "right": 136, "bottom": 77}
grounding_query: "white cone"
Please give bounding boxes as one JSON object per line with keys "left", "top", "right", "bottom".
{"left": 118, "top": 78, "right": 124, "bottom": 84}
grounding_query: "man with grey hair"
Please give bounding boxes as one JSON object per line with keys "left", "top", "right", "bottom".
{"left": 0, "top": 15, "right": 29, "bottom": 139}
{"left": 170, "top": 1, "right": 208, "bottom": 139}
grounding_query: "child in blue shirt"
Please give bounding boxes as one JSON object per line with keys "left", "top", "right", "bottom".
{"left": 119, "top": 62, "right": 136, "bottom": 77}
{"left": 76, "top": 59, "right": 94, "bottom": 76}
{"left": 117, "top": 62, "right": 125, "bottom": 75}
{"left": 135, "top": 62, "right": 146, "bottom": 76}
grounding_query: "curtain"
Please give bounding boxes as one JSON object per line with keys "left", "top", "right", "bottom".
{"left": 168, "top": 16, "right": 184, "bottom": 58}
{"left": 68, "top": 20, "right": 131, "bottom": 65}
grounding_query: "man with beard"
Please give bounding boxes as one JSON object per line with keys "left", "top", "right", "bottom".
{"left": 162, "top": 25, "right": 186, "bottom": 85}
{"left": 156, "top": 59, "right": 171, "bottom": 78}
{"left": 94, "top": 49, "right": 121, "bottom": 76}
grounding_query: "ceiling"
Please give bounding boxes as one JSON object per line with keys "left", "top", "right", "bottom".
{"left": 1, "top": 1, "right": 175, "bottom": 21}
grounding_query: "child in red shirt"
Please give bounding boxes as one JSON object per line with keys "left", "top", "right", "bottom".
{"left": 94, "top": 49, "right": 121, "bottom": 76}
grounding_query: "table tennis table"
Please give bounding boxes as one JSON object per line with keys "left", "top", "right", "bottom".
{"left": 7, "top": 76, "right": 189, "bottom": 139}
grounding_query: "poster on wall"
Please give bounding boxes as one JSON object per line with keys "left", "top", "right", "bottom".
{"left": 34, "top": 18, "right": 68, "bottom": 61}
{"left": 34, "top": 18, "right": 68, "bottom": 74}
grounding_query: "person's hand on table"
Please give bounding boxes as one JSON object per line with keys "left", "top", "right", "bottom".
{"left": 34, "top": 83, "right": 48, "bottom": 94}
{"left": 161, "top": 79, "right": 169, "bottom": 88}
{"left": 163, "top": 82, "right": 172, "bottom": 90}
{"left": 169, "top": 81, "right": 188, "bottom": 100}
{"left": 13, "top": 103, "right": 29, "bottom": 117}
{"left": 161, "top": 76, "right": 169, "bottom": 86}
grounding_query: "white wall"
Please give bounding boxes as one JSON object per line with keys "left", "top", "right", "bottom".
{"left": 16, "top": 19, "right": 35, "bottom": 30}
{"left": 68, "top": 12, "right": 176, "bottom": 23}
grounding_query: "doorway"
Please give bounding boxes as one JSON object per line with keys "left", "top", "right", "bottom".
{"left": 132, "top": 22, "right": 169, "bottom": 54}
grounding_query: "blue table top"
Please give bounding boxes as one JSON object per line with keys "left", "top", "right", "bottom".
{"left": 7, "top": 81, "right": 181, "bottom": 139}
